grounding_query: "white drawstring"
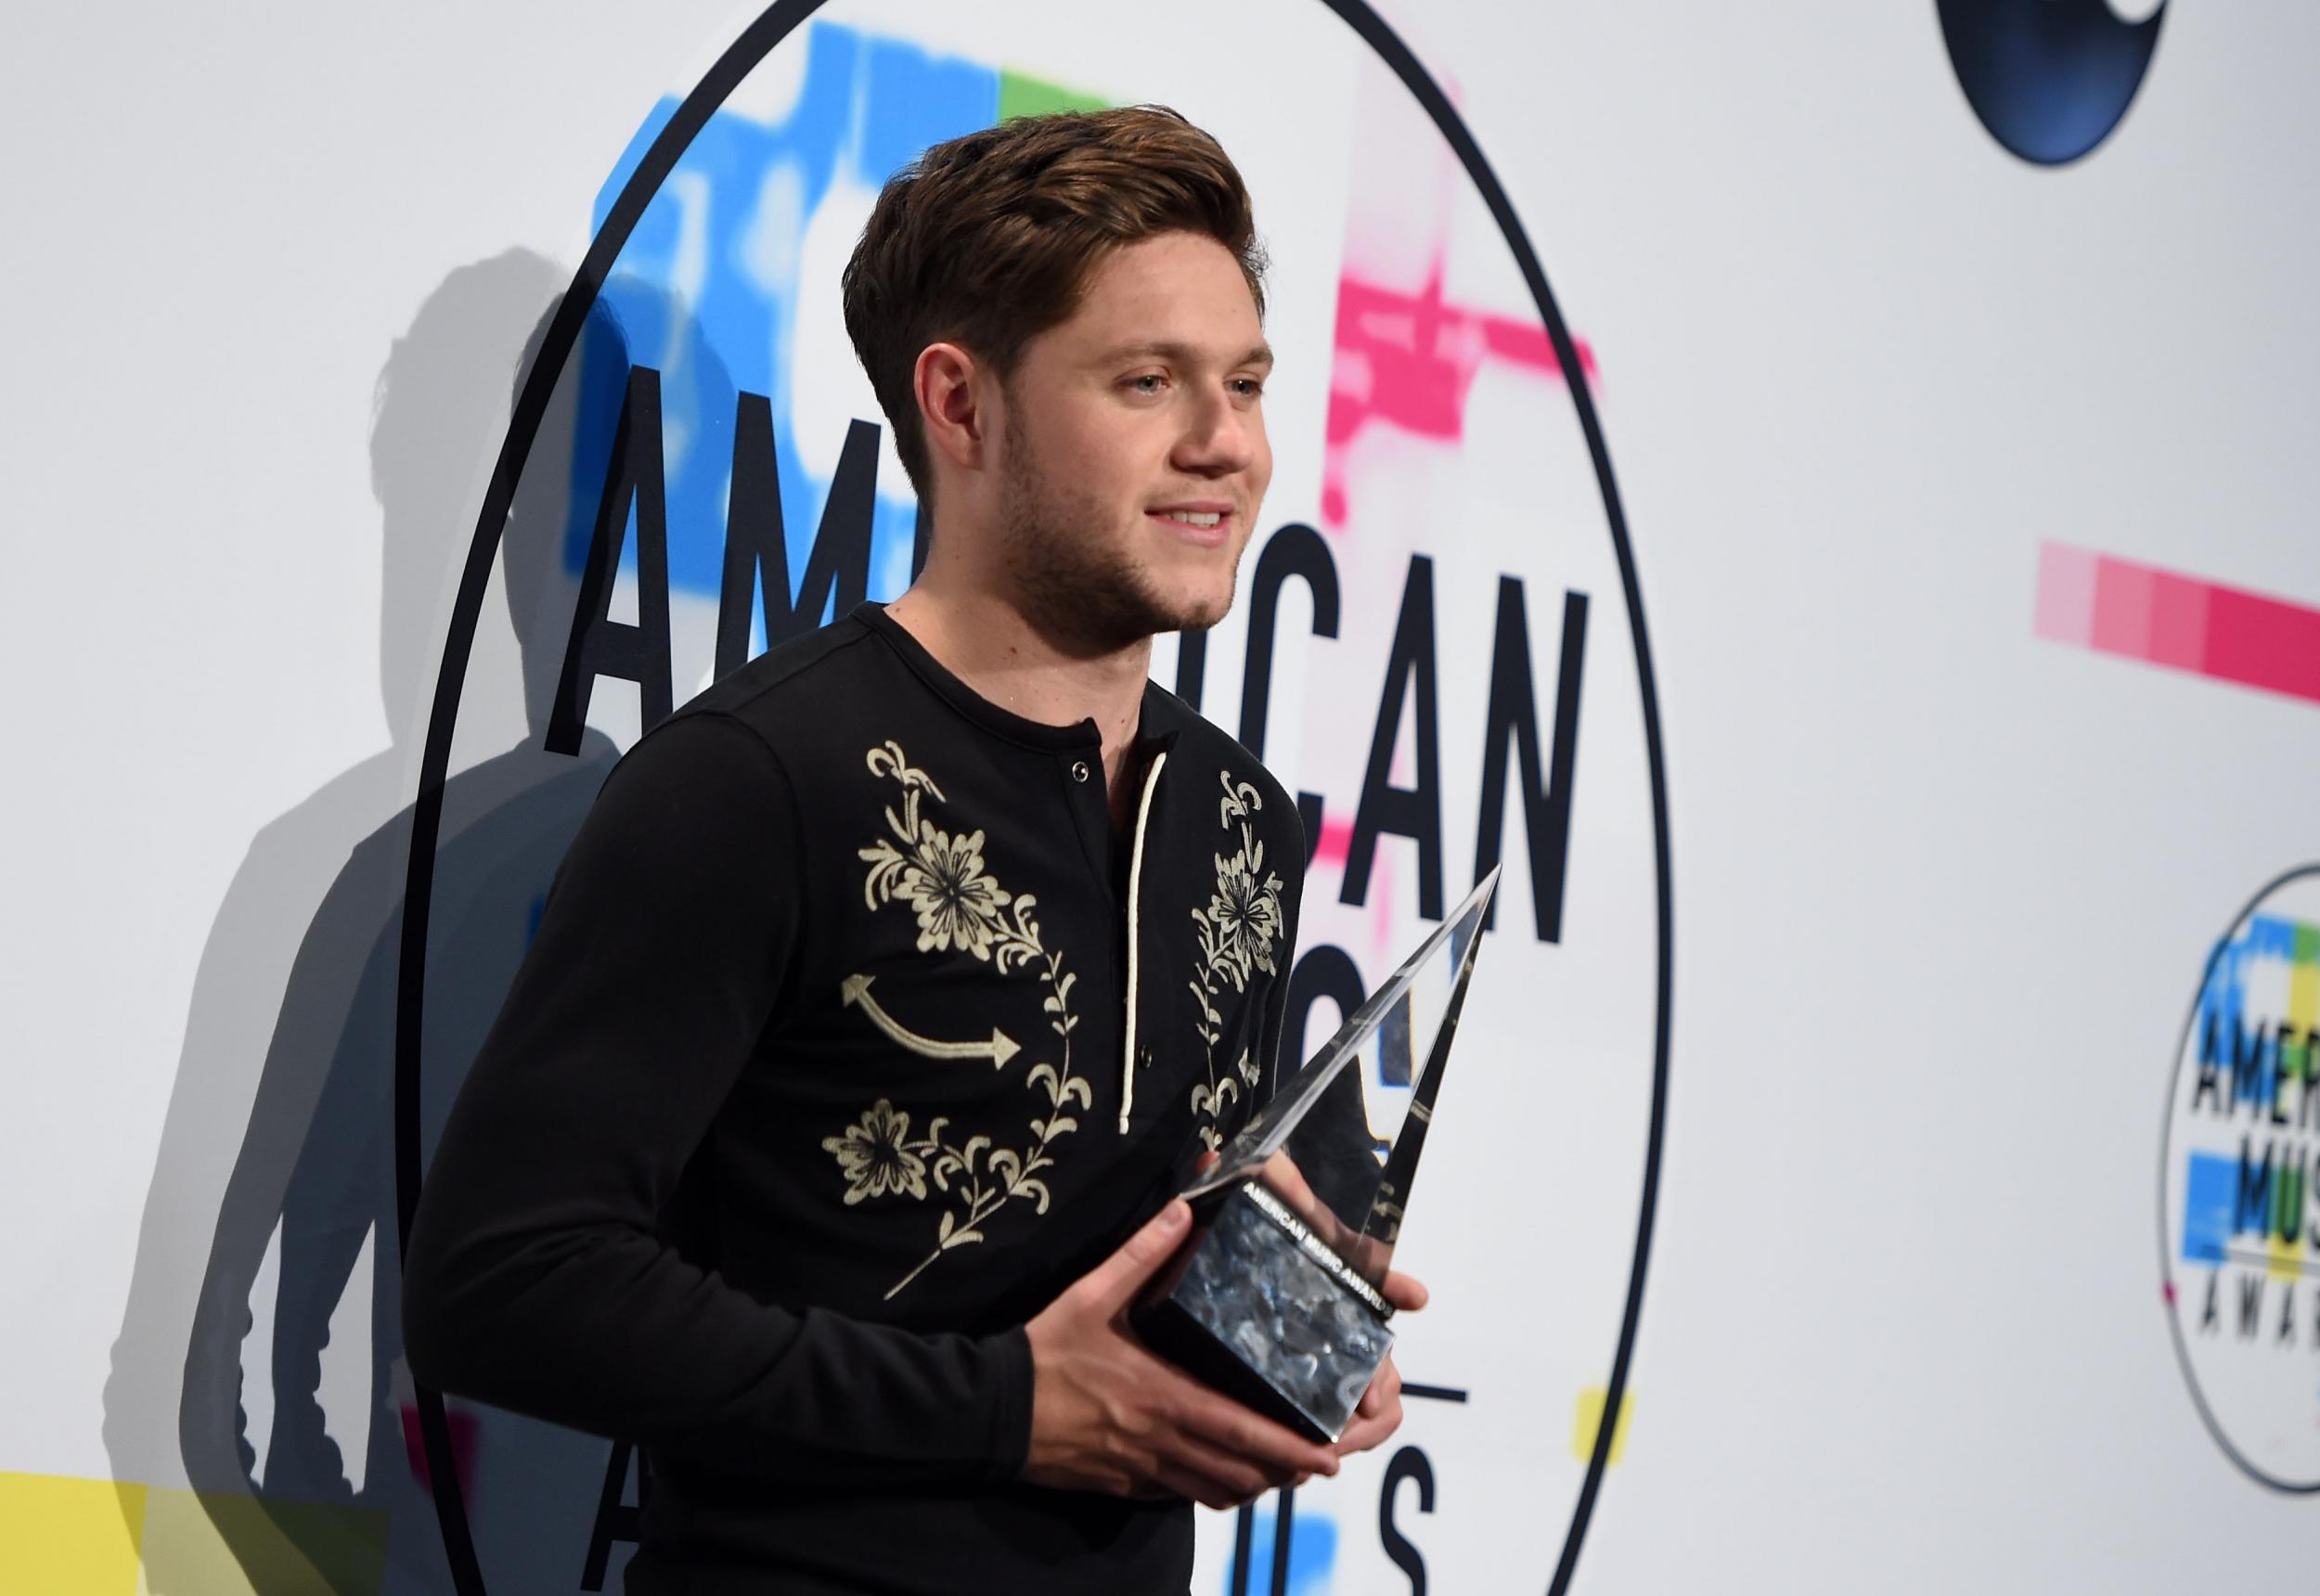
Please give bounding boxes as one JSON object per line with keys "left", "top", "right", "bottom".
{"left": 1117, "top": 750, "right": 1167, "bottom": 1133}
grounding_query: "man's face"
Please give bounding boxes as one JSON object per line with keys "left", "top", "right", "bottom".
{"left": 991, "top": 229, "right": 1274, "bottom": 652}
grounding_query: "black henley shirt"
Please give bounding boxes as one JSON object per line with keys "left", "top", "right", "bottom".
{"left": 403, "top": 603, "right": 1347, "bottom": 1594}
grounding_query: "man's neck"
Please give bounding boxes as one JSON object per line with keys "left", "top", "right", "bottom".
{"left": 883, "top": 575, "right": 1154, "bottom": 813}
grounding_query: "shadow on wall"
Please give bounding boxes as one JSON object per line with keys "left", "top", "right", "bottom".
{"left": 101, "top": 251, "right": 676, "bottom": 1595}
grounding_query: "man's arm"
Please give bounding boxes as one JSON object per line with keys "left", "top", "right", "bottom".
{"left": 401, "top": 712, "right": 1030, "bottom": 1488}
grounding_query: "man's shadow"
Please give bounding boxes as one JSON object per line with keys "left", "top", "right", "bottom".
{"left": 103, "top": 251, "right": 682, "bottom": 1594}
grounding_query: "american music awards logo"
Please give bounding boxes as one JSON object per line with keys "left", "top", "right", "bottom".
{"left": 2160, "top": 867, "right": 2320, "bottom": 1493}
{"left": 399, "top": 4, "right": 1673, "bottom": 1592}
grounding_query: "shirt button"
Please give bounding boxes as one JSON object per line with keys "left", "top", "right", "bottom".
{"left": 1070, "top": 759, "right": 1092, "bottom": 783}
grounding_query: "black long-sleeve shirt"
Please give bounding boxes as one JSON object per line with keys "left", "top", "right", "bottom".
{"left": 403, "top": 604, "right": 1320, "bottom": 1594}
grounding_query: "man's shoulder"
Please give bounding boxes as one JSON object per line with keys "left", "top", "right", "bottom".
{"left": 680, "top": 613, "right": 887, "bottom": 732}
{"left": 595, "top": 617, "right": 893, "bottom": 805}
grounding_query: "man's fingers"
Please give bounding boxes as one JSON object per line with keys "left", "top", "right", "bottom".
{"left": 1076, "top": 1200, "right": 1192, "bottom": 1312}
{"left": 1167, "top": 1383, "right": 1339, "bottom": 1480}
{"left": 1382, "top": 1269, "right": 1428, "bottom": 1311}
{"left": 1359, "top": 1356, "right": 1402, "bottom": 1417}
{"left": 1338, "top": 1367, "right": 1405, "bottom": 1456}
{"left": 1257, "top": 1152, "right": 1361, "bottom": 1253}
{"left": 1147, "top": 1461, "right": 1248, "bottom": 1512}
{"left": 1137, "top": 1449, "right": 1287, "bottom": 1512}
{"left": 1335, "top": 1409, "right": 1398, "bottom": 1456}
{"left": 1161, "top": 1430, "right": 1293, "bottom": 1503}
{"left": 1135, "top": 1444, "right": 1266, "bottom": 1512}
{"left": 1259, "top": 1150, "right": 1318, "bottom": 1206}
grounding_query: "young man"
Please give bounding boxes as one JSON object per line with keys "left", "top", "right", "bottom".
{"left": 404, "top": 106, "right": 1422, "bottom": 1595}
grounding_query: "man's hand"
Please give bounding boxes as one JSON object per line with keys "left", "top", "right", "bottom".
{"left": 1022, "top": 1199, "right": 1344, "bottom": 1510}
{"left": 1335, "top": 1268, "right": 1427, "bottom": 1458}
{"left": 1191, "top": 1148, "right": 1435, "bottom": 1463}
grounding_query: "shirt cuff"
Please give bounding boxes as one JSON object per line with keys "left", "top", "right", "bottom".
{"left": 981, "top": 1324, "right": 1036, "bottom": 1483}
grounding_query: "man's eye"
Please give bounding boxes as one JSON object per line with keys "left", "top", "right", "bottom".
{"left": 1230, "top": 379, "right": 1266, "bottom": 399}
{"left": 1128, "top": 374, "right": 1166, "bottom": 394}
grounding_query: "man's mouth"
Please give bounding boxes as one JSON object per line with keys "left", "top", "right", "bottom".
{"left": 1147, "top": 505, "right": 1233, "bottom": 542}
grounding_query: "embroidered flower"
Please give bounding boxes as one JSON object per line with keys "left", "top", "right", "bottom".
{"left": 1202, "top": 841, "right": 1283, "bottom": 992}
{"left": 891, "top": 823, "right": 1012, "bottom": 959}
{"left": 821, "top": 1099, "right": 928, "bottom": 1204}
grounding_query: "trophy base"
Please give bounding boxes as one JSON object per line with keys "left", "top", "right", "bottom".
{"left": 1131, "top": 1179, "right": 1395, "bottom": 1445}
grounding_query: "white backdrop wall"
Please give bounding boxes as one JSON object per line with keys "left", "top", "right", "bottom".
{"left": 6, "top": 2, "right": 2318, "bottom": 1591}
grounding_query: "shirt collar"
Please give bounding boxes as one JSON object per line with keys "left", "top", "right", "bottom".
{"left": 855, "top": 600, "right": 1193, "bottom": 758}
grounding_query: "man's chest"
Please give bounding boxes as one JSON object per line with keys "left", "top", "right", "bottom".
{"left": 713, "top": 724, "right": 1295, "bottom": 1311}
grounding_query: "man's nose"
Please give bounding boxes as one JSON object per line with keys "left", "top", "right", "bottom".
{"left": 1171, "top": 388, "right": 1258, "bottom": 477}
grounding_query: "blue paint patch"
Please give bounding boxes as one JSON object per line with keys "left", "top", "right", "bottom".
{"left": 568, "top": 20, "right": 1004, "bottom": 610}
{"left": 2246, "top": 915, "right": 2302, "bottom": 962}
{"left": 2193, "top": 914, "right": 2320, "bottom": 1115}
{"left": 2182, "top": 1151, "right": 2240, "bottom": 1266}
{"left": 1229, "top": 1507, "right": 1337, "bottom": 1596}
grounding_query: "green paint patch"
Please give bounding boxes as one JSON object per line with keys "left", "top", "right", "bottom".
{"left": 2294, "top": 922, "right": 2320, "bottom": 968}
{"left": 999, "top": 70, "right": 1108, "bottom": 122}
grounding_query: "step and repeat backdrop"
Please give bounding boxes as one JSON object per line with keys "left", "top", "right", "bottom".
{"left": 7, "top": 1, "right": 2317, "bottom": 1591}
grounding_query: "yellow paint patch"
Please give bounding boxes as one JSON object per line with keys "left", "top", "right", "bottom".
{"left": 0, "top": 1470, "right": 389, "bottom": 1596}
{"left": 2271, "top": 1229, "right": 2305, "bottom": 1284}
{"left": 1572, "top": 1385, "right": 1635, "bottom": 1467}
{"left": 0, "top": 1471, "right": 147, "bottom": 1596}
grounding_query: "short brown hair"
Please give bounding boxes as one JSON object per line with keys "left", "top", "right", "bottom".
{"left": 842, "top": 105, "right": 1267, "bottom": 502}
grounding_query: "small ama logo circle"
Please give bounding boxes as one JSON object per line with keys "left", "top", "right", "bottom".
{"left": 1938, "top": 0, "right": 2165, "bottom": 165}
{"left": 2159, "top": 866, "right": 2320, "bottom": 1494}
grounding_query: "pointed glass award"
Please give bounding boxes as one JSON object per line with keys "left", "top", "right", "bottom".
{"left": 1132, "top": 868, "right": 1499, "bottom": 1443}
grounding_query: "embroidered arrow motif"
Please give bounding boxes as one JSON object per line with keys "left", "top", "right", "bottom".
{"left": 841, "top": 974, "right": 1021, "bottom": 1070}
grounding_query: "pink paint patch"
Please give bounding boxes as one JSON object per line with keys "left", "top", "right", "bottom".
{"left": 2089, "top": 557, "right": 2156, "bottom": 658}
{"left": 1306, "top": 813, "right": 1404, "bottom": 960}
{"left": 2033, "top": 542, "right": 2098, "bottom": 645}
{"left": 2036, "top": 540, "right": 2320, "bottom": 708}
{"left": 1321, "top": 268, "right": 1595, "bottom": 531}
{"left": 1312, "top": 814, "right": 1354, "bottom": 867}
{"left": 2145, "top": 572, "right": 2210, "bottom": 671}
{"left": 2205, "top": 586, "right": 2320, "bottom": 703}
{"left": 402, "top": 1404, "right": 479, "bottom": 1507}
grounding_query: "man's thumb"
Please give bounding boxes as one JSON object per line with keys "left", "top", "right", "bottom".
{"left": 1084, "top": 1199, "right": 1192, "bottom": 1309}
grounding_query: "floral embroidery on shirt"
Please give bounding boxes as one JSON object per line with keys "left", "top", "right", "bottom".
{"left": 822, "top": 1099, "right": 929, "bottom": 1203}
{"left": 857, "top": 748, "right": 1022, "bottom": 962}
{"left": 835, "top": 740, "right": 1089, "bottom": 1298}
{"left": 1185, "top": 772, "right": 1285, "bottom": 1148}
{"left": 1204, "top": 847, "right": 1286, "bottom": 992}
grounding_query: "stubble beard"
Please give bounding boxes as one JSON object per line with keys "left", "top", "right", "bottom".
{"left": 997, "top": 407, "right": 1239, "bottom": 656}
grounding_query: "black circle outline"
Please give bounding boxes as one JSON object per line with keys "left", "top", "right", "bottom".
{"left": 391, "top": 4, "right": 1676, "bottom": 1590}
{"left": 2156, "top": 863, "right": 2320, "bottom": 1495}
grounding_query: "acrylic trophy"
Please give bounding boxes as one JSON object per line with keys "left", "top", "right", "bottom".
{"left": 1131, "top": 869, "right": 1499, "bottom": 1443}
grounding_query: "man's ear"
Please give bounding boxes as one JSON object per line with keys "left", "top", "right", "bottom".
{"left": 914, "top": 342, "right": 986, "bottom": 478}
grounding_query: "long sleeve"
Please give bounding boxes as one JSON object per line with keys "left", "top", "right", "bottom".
{"left": 401, "top": 710, "right": 1032, "bottom": 1488}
